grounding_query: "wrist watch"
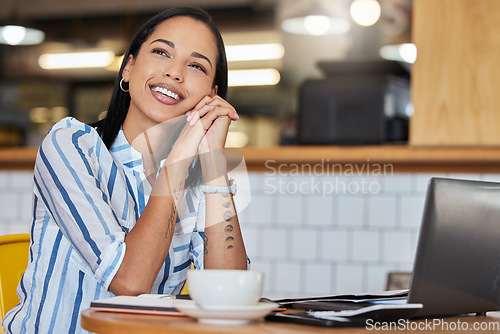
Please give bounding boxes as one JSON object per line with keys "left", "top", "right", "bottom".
{"left": 201, "top": 178, "right": 237, "bottom": 196}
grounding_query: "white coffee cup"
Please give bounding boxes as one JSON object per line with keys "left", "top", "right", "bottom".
{"left": 187, "top": 269, "right": 264, "bottom": 307}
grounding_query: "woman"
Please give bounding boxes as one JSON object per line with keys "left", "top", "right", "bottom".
{"left": 3, "top": 7, "right": 247, "bottom": 333}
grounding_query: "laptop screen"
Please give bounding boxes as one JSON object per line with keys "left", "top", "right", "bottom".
{"left": 408, "top": 177, "right": 500, "bottom": 317}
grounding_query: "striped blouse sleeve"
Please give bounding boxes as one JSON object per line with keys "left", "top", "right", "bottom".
{"left": 190, "top": 188, "right": 205, "bottom": 269}
{"left": 34, "top": 120, "right": 127, "bottom": 290}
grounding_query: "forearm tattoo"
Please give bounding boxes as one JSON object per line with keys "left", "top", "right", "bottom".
{"left": 223, "top": 210, "right": 232, "bottom": 222}
{"left": 165, "top": 202, "right": 177, "bottom": 240}
{"left": 223, "top": 198, "right": 235, "bottom": 250}
{"left": 173, "top": 181, "right": 182, "bottom": 201}
{"left": 163, "top": 167, "right": 183, "bottom": 201}
{"left": 204, "top": 198, "right": 237, "bottom": 256}
{"left": 225, "top": 236, "right": 234, "bottom": 249}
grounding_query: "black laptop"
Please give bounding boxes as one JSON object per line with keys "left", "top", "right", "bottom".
{"left": 406, "top": 177, "right": 500, "bottom": 317}
{"left": 271, "top": 177, "right": 500, "bottom": 320}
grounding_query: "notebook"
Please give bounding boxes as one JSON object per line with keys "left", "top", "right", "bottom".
{"left": 269, "top": 177, "right": 500, "bottom": 324}
{"left": 89, "top": 294, "right": 190, "bottom": 316}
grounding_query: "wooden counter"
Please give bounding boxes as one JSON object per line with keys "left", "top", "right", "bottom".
{"left": 0, "top": 148, "right": 38, "bottom": 170}
{"left": 238, "top": 145, "right": 500, "bottom": 173}
{"left": 1, "top": 146, "right": 500, "bottom": 173}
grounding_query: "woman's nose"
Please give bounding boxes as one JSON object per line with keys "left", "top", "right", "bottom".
{"left": 165, "top": 72, "right": 183, "bottom": 81}
{"left": 164, "top": 64, "right": 183, "bottom": 82}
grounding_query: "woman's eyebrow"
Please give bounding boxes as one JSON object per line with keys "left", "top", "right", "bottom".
{"left": 192, "top": 51, "right": 213, "bottom": 69}
{"left": 151, "top": 38, "right": 175, "bottom": 49}
{"left": 150, "top": 38, "right": 213, "bottom": 69}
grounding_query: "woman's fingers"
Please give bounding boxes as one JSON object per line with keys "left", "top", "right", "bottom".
{"left": 195, "top": 106, "right": 233, "bottom": 130}
{"left": 187, "top": 111, "right": 200, "bottom": 126}
{"left": 169, "top": 96, "right": 238, "bottom": 164}
{"left": 192, "top": 96, "right": 213, "bottom": 113}
{"left": 189, "top": 96, "right": 239, "bottom": 121}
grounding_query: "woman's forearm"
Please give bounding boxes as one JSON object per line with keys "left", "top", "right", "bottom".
{"left": 200, "top": 149, "right": 247, "bottom": 269}
{"left": 109, "top": 162, "right": 188, "bottom": 295}
{"left": 203, "top": 191, "right": 247, "bottom": 269}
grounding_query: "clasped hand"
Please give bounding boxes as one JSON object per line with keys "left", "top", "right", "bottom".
{"left": 166, "top": 95, "right": 238, "bottom": 170}
{"left": 132, "top": 95, "right": 238, "bottom": 182}
{"left": 186, "top": 95, "right": 239, "bottom": 151}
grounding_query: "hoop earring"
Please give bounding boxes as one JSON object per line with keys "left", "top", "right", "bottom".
{"left": 120, "top": 78, "right": 129, "bottom": 93}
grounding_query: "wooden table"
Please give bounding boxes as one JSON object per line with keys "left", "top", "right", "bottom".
{"left": 81, "top": 309, "right": 500, "bottom": 334}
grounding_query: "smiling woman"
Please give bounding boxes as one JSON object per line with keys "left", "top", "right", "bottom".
{"left": 121, "top": 16, "right": 222, "bottom": 138}
{"left": 2, "top": 7, "right": 247, "bottom": 334}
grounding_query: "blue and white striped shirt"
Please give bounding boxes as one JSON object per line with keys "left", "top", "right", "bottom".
{"left": 3, "top": 117, "right": 206, "bottom": 333}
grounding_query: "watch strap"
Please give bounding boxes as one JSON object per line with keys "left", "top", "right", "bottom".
{"left": 201, "top": 179, "right": 237, "bottom": 195}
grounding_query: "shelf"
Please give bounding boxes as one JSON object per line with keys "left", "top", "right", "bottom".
{"left": 2, "top": 146, "right": 500, "bottom": 173}
{"left": 236, "top": 145, "right": 500, "bottom": 173}
{"left": 0, "top": 148, "right": 38, "bottom": 170}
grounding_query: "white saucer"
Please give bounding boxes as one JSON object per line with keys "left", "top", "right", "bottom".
{"left": 173, "top": 300, "right": 279, "bottom": 325}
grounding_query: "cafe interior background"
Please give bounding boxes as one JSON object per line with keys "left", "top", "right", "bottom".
{"left": 0, "top": 0, "right": 499, "bottom": 299}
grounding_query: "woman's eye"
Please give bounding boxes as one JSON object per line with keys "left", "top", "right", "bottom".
{"left": 152, "top": 48, "right": 171, "bottom": 58}
{"left": 190, "top": 63, "right": 207, "bottom": 74}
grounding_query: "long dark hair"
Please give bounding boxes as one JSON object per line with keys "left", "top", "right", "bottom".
{"left": 94, "top": 7, "right": 228, "bottom": 148}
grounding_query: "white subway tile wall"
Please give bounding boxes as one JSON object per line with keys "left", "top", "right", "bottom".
{"left": 1, "top": 170, "right": 499, "bottom": 300}
{"left": 0, "top": 171, "right": 33, "bottom": 236}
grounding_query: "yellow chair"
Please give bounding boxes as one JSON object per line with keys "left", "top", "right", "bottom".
{"left": 0, "top": 234, "right": 30, "bottom": 332}
{"left": 180, "top": 281, "right": 189, "bottom": 295}
{"left": 180, "top": 263, "right": 194, "bottom": 295}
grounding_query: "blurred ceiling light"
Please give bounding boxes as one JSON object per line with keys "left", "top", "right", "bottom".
{"left": 29, "top": 107, "right": 50, "bottom": 123}
{"left": 50, "top": 106, "right": 69, "bottom": 122}
{"left": 39, "top": 51, "right": 115, "bottom": 69}
{"left": 29, "top": 106, "right": 69, "bottom": 123}
{"left": 282, "top": 15, "right": 350, "bottom": 36}
{"left": 281, "top": 1, "right": 351, "bottom": 36}
{"left": 106, "top": 54, "right": 125, "bottom": 72}
{"left": 379, "top": 43, "right": 417, "bottom": 63}
{"left": 0, "top": 25, "right": 45, "bottom": 45}
{"left": 106, "top": 44, "right": 285, "bottom": 72}
{"left": 399, "top": 43, "right": 417, "bottom": 63}
{"left": 107, "top": 44, "right": 284, "bottom": 81}
{"left": 225, "top": 43, "right": 284, "bottom": 62}
{"left": 350, "top": 0, "right": 381, "bottom": 27}
{"left": 228, "top": 68, "right": 281, "bottom": 87}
